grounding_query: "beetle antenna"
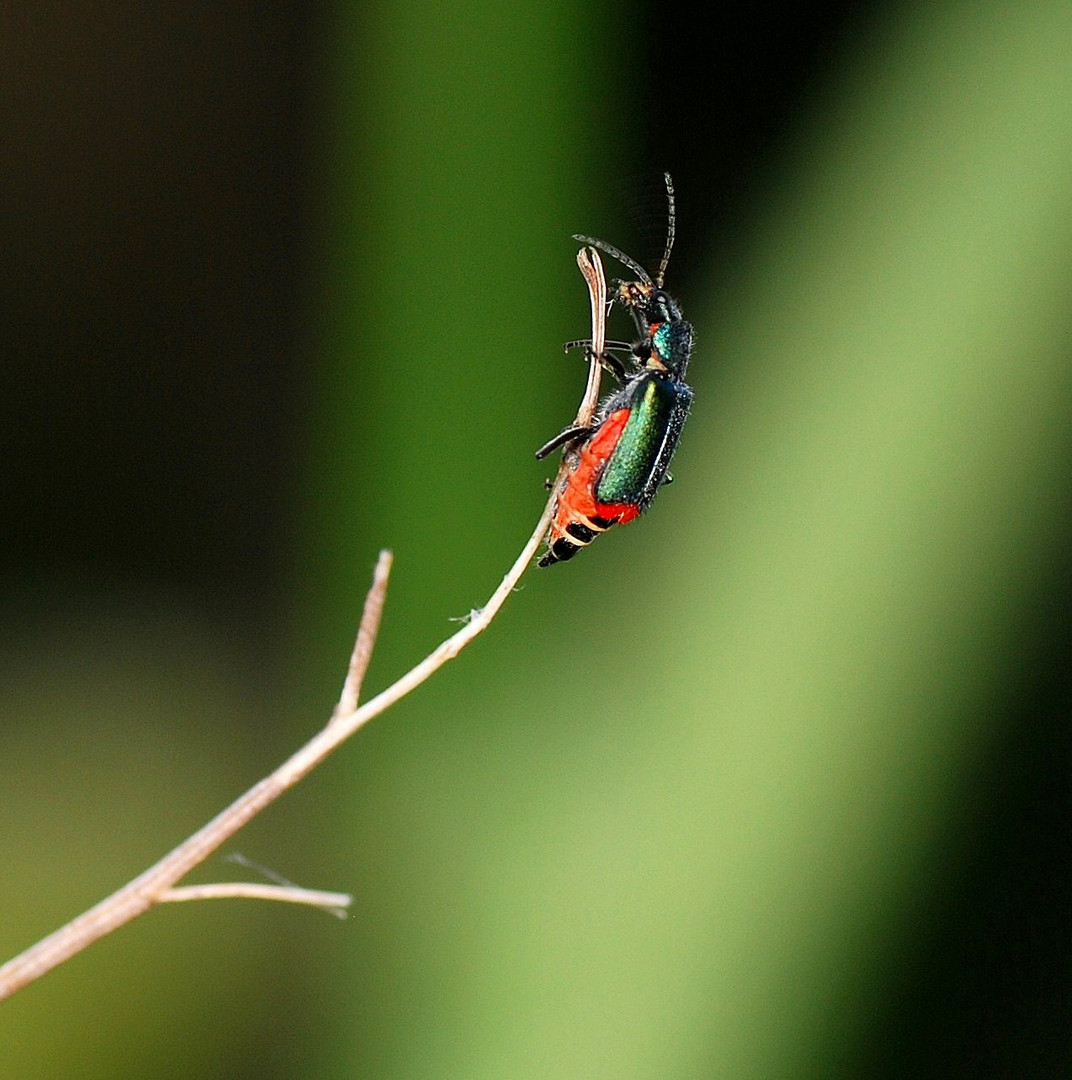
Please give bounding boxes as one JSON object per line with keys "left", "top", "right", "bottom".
{"left": 571, "top": 235, "right": 652, "bottom": 287}
{"left": 655, "top": 172, "right": 676, "bottom": 288}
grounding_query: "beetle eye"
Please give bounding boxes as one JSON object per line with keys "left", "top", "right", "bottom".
{"left": 653, "top": 289, "right": 683, "bottom": 324}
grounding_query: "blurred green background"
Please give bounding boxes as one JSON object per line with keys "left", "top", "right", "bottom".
{"left": 3, "top": 1, "right": 1072, "bottom": 1076}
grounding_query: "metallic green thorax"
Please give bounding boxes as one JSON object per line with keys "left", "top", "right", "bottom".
{"left": 652, "top": 319, "right": 693, "bottom": 376}
{"left": 595, "top": 373, "right": 693, "bottom": 509}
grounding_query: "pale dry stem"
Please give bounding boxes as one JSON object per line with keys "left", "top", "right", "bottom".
{"left": 161, "top": 884, "right": 351, "bottom": 916}
{"left": 0, "top": 247, "right": 608, "bottom": 1004}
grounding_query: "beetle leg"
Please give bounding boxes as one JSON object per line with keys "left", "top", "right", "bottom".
{"left": 562, "top": 339, "right": 632, "bottom": 382}
{"left": 535, "top": 423, "right": 594, "bottom": 460}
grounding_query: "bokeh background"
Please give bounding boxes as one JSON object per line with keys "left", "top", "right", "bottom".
{"left": 3, "top": 1, "right": 1072, "bottom": 1076}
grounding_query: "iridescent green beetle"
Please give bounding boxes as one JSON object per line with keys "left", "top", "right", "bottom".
{"left": 537, "top": 174, "right": 694, "bottom": 566}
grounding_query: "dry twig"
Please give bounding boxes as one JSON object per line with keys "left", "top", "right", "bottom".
{"left": 0, "top": 247, "right": 608, "bottom": 1004}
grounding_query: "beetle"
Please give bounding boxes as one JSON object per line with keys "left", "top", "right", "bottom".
{"left": 537, "top": 174, "right": 694, "bottom": 567}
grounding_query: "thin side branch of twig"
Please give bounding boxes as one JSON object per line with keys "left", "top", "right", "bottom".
{"left": 160, "top": 884, "right": 351, "bottom": 916}
{"left": 0, "top": 248, "right": 609, "bottom": 1004}
{"left": 333, "top": 550, "right": 394, "bottom": 719}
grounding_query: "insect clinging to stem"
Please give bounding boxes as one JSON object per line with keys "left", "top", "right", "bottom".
{"left": 537, "top": 173, "right": 694, "bottom": 567}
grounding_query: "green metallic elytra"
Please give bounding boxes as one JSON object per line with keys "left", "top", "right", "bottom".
{"left": 595, "top": 372, "right": 693, "bottom": 508}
